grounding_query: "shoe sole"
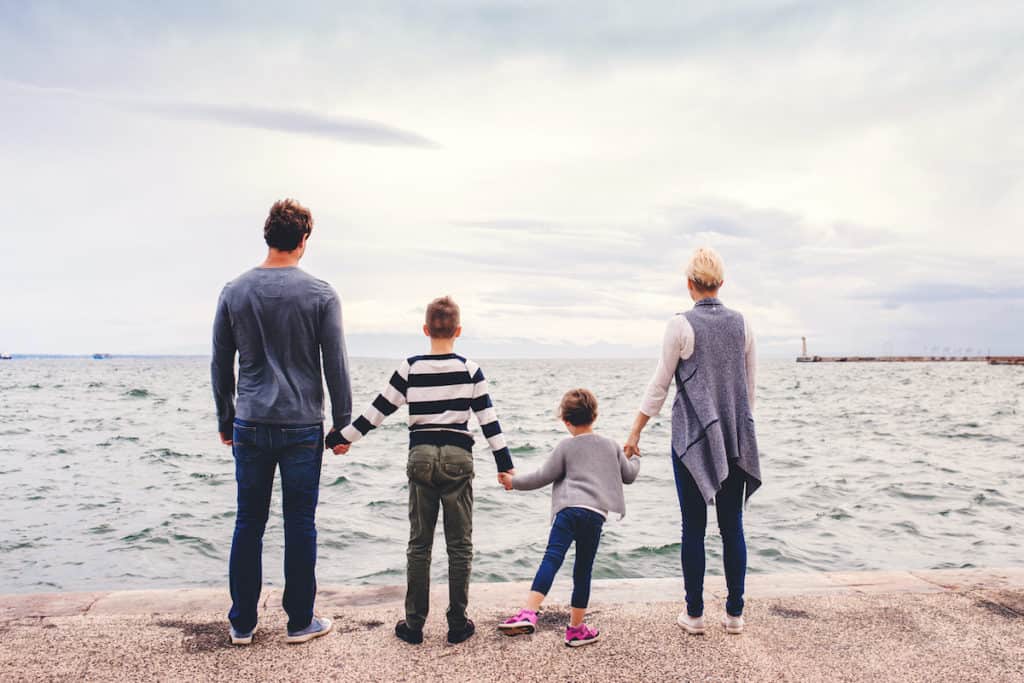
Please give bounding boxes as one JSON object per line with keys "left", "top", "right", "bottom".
{"left": 498, "top": 623, "right": 536, "bottom": 636}
{"left": 230, "top": 626, "right": 256, "bottom": 645}
{"left": 723, "top": 625, "right": 744, "bottom": 635}
{"left": 677, "top": 622, "right": 706, "bottom": 635}
{"left": 285, "top": 620, "right": 333, "bottom": 644}
{"left": 565, "top": 632, "right": 601, "bottom": 647}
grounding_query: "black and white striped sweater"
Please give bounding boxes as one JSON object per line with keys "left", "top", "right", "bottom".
{"left": 337, "top": 353, "right": 514, "bottom": 472}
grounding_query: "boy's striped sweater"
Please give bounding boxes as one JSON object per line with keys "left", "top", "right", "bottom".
{"left": 337, "top": 353, "right": 514, "bottom": 472}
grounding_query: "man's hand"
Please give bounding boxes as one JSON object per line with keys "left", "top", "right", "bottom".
{"left": 220, "top": 433, "right": 233, "bottom": 446}
{"left": 332, "top": 443, "right": 350, "bottom": 455}
{"left": 623, "top": 432, "right": 641, "bottom": 458}
{"left": 497, "top": 470, "right": 514, "bottom": 490}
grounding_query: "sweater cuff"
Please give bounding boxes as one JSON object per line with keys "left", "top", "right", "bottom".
{"left": 493, "top": 447, "right": 514, "bottom": 473}
{"left": 218, "top": 416, "right": 235, "bottom": 438}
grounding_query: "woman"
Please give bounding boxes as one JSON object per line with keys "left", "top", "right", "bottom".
{"left": 624, "top": 247, "right": 761, "bottom": 635}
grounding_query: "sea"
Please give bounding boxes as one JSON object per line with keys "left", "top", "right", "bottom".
{"left": 0, "top": 357, "right": 1021, "bottom": 594}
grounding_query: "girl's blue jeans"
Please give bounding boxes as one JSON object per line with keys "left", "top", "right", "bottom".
{"left": 673, "top": 450, "right": 747, "bottom": 617}
{"left": 530, "top": 507, "right": 605, "bottom": 609}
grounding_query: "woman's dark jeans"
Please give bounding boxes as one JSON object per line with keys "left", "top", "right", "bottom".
{"left": 672, "top": 450, "right": 747, "bottom": 617}
{"left": 228, "top": 419, "right": 323, "bottom": 634}
{"left": 531, "top": 507, "right": 605, "bottom": 609}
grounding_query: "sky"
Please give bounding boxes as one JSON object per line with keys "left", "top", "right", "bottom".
{"left": 1, "top": 1, "right": 1022, "bottom": 358}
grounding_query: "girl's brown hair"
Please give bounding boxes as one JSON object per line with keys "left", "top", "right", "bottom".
{"left": 560, "top": 388, "right": 598, "bottom": 426}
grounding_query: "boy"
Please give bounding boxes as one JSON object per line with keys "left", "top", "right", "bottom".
{"left": 327, "top": 296, "right": 514, "bottom": 645}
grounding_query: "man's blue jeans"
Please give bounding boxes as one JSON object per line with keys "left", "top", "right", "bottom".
{"left": 672, "top": 450, "right": 747, "bottom": 617}
{"left": 530, "top": 507, "right": 605, "bottom": 609}
{"left": 228, "top": 419, "right": 323, "bottom": 633}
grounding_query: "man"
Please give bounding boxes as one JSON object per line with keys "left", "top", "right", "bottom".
{"left": 211, "top": 198, "right": 351, "bottom": 645}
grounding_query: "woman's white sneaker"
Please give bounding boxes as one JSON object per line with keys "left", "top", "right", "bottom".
{"left": 676, "top": 612, "right": 706, "bottom": 634}
{"left": 722, "top": 614, "right": 744, "bottom": 634}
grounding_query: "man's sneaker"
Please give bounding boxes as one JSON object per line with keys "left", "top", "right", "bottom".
{"left": 395, "top": 620, "right": 424, "bottom": 645}
{"left": 229, "top": 625, "right": 255, "bottom": 645}
{"left": 285, "top": 616, "right": 333, "bottom": 644}
{"left": 498, "top": 609, "right": 537, "bottom": 636}
{"left": 447, "top": 618, "right": 476, "bottom": 644}
{"left": 676, "top": 612, "right": 706, "bottom": 635}
{"left": 722, "top": 614, "right": 745, "bottom": 634}
{"left": 564, "top": 623, "right": 600, "bottom": 647}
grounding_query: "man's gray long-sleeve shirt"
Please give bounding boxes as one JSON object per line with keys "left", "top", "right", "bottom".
{"left": 211, "top": 266, "right": 352, "bottom": 436}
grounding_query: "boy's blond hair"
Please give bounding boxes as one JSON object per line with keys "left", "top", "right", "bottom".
{"left": 685, "top": 247, "right": 725, "bottom": 291}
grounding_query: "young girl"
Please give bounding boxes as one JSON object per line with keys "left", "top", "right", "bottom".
{"left": 497, "top": 388, "right": 641, "bottom": 646}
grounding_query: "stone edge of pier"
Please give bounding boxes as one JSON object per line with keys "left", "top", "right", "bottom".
{"left": 3, "top": 567, "right": 1023, "bottom": 620}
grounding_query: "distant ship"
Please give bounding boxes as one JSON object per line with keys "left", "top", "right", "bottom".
{"left": 0, "top": 352, "right": 12, "bottom": 360}
{"left": 92, "top": 353, "right": 112, "bottom": 360}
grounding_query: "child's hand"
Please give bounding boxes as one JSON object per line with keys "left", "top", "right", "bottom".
{"left": 332, "top": 443, "right": 350, "bottom": 455}
{"left": 497, "top": 472, "right": 514, "bottom": 490}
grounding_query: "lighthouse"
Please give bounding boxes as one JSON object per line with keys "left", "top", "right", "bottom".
{"left": 797, "top": 336, "right": 813, "bottom": 362}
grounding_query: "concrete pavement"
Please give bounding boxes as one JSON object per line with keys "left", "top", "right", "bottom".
{"left": 2, "top": 568, "right": 1022, "bottom": 681}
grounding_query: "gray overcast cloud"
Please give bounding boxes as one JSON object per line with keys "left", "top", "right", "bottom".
{"left": 1, "top": 1, "right": 1022, "bottom": 357}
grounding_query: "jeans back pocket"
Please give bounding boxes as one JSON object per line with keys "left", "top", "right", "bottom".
{"left": 233, "top": 422, "right": 258, "bottom": 446}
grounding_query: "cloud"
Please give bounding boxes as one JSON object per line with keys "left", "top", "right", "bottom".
{"left": 0, "top": 79, "right": 438, "bottom": 148}
{"left": 137, "top": 101, "right": 439, "bottom": 148}
{"left": 854, "top": 284, "right": 1024, "bottom": 306}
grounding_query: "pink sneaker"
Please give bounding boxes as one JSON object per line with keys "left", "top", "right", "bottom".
{"left": 498, "top": 609, "right": 537, "bottom": 635}
{"left": 564, "top": 623, "right": 601, "bottom": 647}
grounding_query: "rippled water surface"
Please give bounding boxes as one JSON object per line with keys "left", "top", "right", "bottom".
{"left": 1, "top": 358, "right": 1021, "bottom": 593}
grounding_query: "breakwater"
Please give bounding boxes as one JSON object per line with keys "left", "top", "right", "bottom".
{"left": 2, "top": 569, "right": 1023, "bottom": 683}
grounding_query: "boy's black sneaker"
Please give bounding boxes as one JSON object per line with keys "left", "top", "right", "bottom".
{"left": 395, "top": 620, "right": 423, "bottom": 645}
{"left": 447, "top": 619, "right": 476, "bottom": 644}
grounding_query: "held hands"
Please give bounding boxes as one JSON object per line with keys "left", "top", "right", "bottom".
{"left": 498, "top": 470, "right": 515, "bottom": 491}
{"left": 326, "top": 428, "right": 351, "bottom": 455}
{"left": 220, "top": 433, "right": 233, "bottom": 446}
{"left": 623, "top": 432, "right": 641, "bottom": 458}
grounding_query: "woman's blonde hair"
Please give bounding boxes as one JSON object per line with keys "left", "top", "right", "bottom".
{"left": 685, "top": 247, "right": 724, "bottom": 291}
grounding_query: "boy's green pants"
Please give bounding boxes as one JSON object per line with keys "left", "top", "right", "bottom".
{"left": 405, "top": 444, "right": 475, "bottom": 631}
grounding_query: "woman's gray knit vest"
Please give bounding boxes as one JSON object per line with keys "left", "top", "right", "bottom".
{"left": 672, "top": 297, "right": 762, "bottom": 504}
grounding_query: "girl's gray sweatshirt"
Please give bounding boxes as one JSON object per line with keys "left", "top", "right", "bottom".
{"left": 511, "top": 433, "right": 641, "bottom": 521}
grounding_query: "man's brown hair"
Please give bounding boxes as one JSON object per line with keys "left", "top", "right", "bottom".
{"left": 264, "top": 199, "right": 313, "bottom": 251}
{"left": 560, "top": 388, "right": 598, "bottom": 426}
{"left": 425, "top": 296, "right": 461, "bottom": 339}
